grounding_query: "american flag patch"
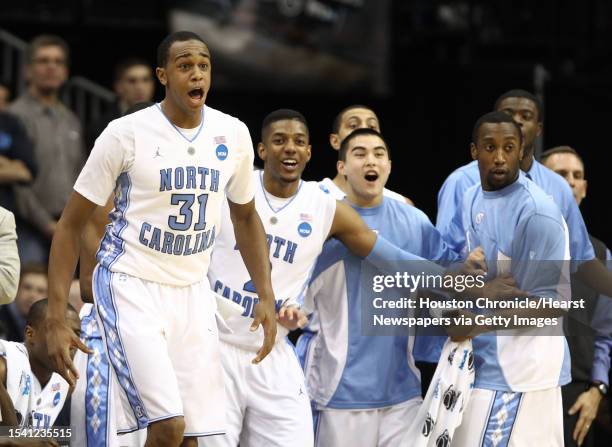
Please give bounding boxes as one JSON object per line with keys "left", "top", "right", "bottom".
{"left": 52, "top": 383, "right": 61, "bottom": 391}
{"left": 300, "top": 213, "right": 312, "bottom": 222}
{"left": 214, "top": 136, "right": 226, "bottom": 144}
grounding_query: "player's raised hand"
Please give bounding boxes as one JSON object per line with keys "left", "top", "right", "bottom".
{"left": 251, "top": 298, "right": 277, "bottom": 364}
{"left": 278, "top": 305, "right": 308, "bottom": 330}
{"left": 45, "top": 317, "right": 91, "bottom": 388}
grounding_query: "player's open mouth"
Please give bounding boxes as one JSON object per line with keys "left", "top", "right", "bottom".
{"left": 281, "top": 159, "right": 298, "bottom": 171}
{"left": 364, "top": 172, "right": 379, "bottom": 182}
{"left": 491, "top": 168, "right": 507, "bottom": 177}
{"left": 188, "top": 88, "right": 204, "bottom": 101}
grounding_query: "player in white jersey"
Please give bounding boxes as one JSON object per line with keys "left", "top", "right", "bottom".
{"left": 0, "top": 299, "right": 78, "bottom": 430}
{"left": 44, "top": 31, "right": 277, "bottom": 447}
{"left": 206, "top": 109, "right": 479, "bottom": 447}
{"left": 319, "top": 104, "right": 412, "bottom": 204}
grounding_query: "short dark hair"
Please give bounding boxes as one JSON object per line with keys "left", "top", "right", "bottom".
{"left": 332, "top": 104, "right": 375, "bottom": 134}
{"left": 261, "top": 109, "right": 308, "bottom": 140}
{"left": 27, "top": 34, "right": 70, "bottom": 65}
{"left": 494, "top": 89, "right": 542, "bottom": 121}
{"left": 472, "top": 111, "right": 523, "bottom": 145}
{"left": 157, "top": 31, "right": 207, "bottom": 68}
{"left": 339, "top": 128, "right": 389, "bottom": 161}
{"left": 114, "top": 58, "right": 152, "bottom": 82}
{"left": 541, "top": 146, "right": 584, "bottom": 166}
{"left": 26, "top": 299, "right": 77, "bottom": 329}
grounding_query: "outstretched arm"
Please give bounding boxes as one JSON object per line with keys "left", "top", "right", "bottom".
{"left": 229, "top": 198, "right": 277, "bottom": 364}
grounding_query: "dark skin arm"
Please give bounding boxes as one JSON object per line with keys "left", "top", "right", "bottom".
{"left": 79, "top": 197, "right": 114, "bottom": 303}
{"left": 45, "top": 192, "right": 94, "bottom": 387}
{"left": 228, "top": 198, "right": 277, "bottom": 364}
{"left": 576, "top": 258, "right": 612, "bottom": 299}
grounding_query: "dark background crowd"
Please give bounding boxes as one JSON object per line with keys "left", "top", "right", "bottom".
{"left": 0, "top": 0, "right": 611, "bottom": 445}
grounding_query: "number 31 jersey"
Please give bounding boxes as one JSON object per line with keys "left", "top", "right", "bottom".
{"left": 208, "top": 170, "right": 337, "bottom": 350}
{"left": 74, "top": 104, "right": 255, "bottom": 286}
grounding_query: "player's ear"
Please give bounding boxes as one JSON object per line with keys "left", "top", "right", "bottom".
{"left": 470, "top": 143, "right": 478, "bottom": 160}
{"left": 337, "top": 159, "right": 345, "bottom": 176}
{"left": 156, "top": 67, "right": 167, "bottom": 86}
{"left": 257, "top": 142, "right": 266, "bottom": 162}
{"left": 330, "top": 133, "right": 341, "bottom": 151}
{"left": 24, "top": 325, "right": 34, "bottom": 342}
{"left": 305, "top": 144, "right": 312, "bottom": 163}
{"left": 583, "top": 179, "right": 588, "bottom": 199}
{"left": 518, "top": 140, "right": 525, "bottom": 161}
{"left": 536, "top": 121, "right": 543, "bottom": 137}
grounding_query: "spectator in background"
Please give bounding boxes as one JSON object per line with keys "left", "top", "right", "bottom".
{"left": 8, "top": 34, "right": 85, "bottom": 264}
{"left": 0, "top": 110, "right": 36, "bottom": 212}
{"left": 0, "top": 83, "right": 10, "bottom": 111}
{"left": 0, "top": 206, "right": 19, "bottom": 305}
{"left": 86, "top": 58, "right": 154, "bottom": 150}
{"left": 542, "top": 146, "right": 612, "bottom": 447}
{"left": 0, "top": 263, "right": 47, "bottom": 342}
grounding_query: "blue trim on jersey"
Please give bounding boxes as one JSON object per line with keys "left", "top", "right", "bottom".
{"left": 258, "top": 170, "right": 303, "bottom": 214}
{"left": 155, "top": 103, "right": 205, "bottom": 143}
{"left": 82, "top": 306, "right": 111, "bottom": 447}
{"left": 481, "top": 391, "right": 522, "bottom": 447}
{"left": 296, "top": 329, "right": 316, "bottom": 370}
{"left": 94, "top": 266, "right": 150, "bottom": 430}
{"left": 97, "top": 172, "right": 132, "bottom": 269}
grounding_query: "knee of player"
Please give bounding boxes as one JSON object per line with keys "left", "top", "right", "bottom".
{"left": 148, "top": 416, "right": 186, "bottom": 445}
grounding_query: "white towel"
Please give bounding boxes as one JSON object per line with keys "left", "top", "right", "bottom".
{"left": 403, "top": 339, "right": 475, "bottom": 446}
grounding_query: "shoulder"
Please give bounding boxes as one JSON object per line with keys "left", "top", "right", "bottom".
{"left": 535, "top": 162, "right": 574, "bottom": 204}
{"left": 521, "top": 179, "right": 563, "bottom": 220}
{"left": 446, "top": 161, "right": 479, "bottom": 184}
{"left": 6, "top": 96, "right": 29, "bottom": 115}
{"left": 205, "top": 105, "right": 247, "bottom": 131}
{"left": 382, "top": 187, "right": 405, "bottom": 203}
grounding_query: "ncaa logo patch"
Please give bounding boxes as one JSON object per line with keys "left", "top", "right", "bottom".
{"left": 53, "top": 391, "right": 61, "bottom": 407}
{"left": 216, "top": 144, "right": 228, "bottom": 160}
{"left": 297, "top": 222, "right": 312, "bottom": 237}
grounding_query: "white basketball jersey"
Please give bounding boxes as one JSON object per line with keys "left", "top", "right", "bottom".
{"left": 318, "top": 177, "right": 406, "bottom": 202}
{"left": 0, "top": 340, "right": 69, "bottom": 427}
{"left": 74, "top": 104, "right": 255, "bottom": 286}
{"left": 208, "top": 170, "right": 337, "bottom": 350}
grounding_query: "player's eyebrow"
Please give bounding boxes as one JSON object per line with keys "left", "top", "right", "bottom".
{"left": 174, "top": 51, "right": 210, "bottom": 61}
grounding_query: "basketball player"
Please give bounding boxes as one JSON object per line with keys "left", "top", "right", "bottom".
{"left": 425, "top": 89, "right": 610, "bottom": 376}
{"left": 302, "top": 128, "right": 476, "bottom": 447}
{"left": 44, "top": 31, "right": 277, "bottom": 447}
{"left": 319, "top": 104, "right": 413, "bottom": 204}
{"left": 448, "top": 112, "right": 570, "bottom": 446}
{"left": 0, "top": 299, "right": 78, "bottom": 428}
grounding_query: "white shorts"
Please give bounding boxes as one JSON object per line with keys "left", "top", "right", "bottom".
{"left": 452, "top": 387, "right": 564, "bottom": 447}
{"left": 93, "top": 264, "right": 225, "bottom": 437}
{"left": 203, "top": 340, "right": 313, "bottom": 447}
{"left": 315, "top": 397, "right": 422, "bottom": 447}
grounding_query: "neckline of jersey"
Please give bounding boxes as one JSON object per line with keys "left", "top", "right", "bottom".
{"left": 155, "top": 102, "right": 205, "bottom": 143}
{"left": 259, "top": 170, "right": 303, "bottom": 214}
